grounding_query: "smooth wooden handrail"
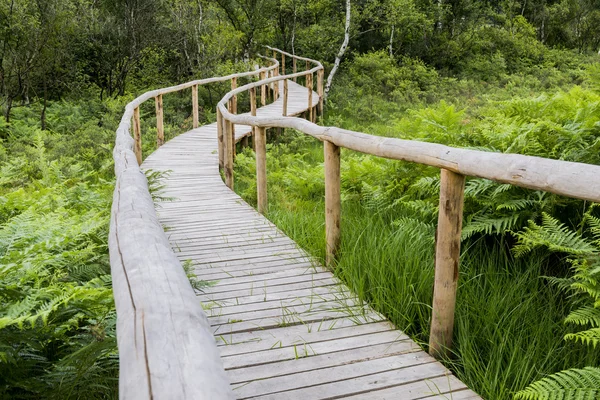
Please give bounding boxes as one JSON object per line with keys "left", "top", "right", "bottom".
{"left": 110, "top": 59, "right": 279, "bottom": 400}
{"left": 217, "top": 48, "right": 600, "bottom": 360}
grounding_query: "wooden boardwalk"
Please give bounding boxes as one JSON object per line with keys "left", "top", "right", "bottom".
{"left": 142, "top": 80, "right": 480, "bottom": 399}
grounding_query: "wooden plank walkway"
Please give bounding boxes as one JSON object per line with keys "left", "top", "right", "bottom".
{"left": 142, "top": 80, "right": 481, "bottom": 399}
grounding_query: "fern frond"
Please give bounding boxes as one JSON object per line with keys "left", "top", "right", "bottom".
{"left": 513, "top": 213, "right": 597, "bottom": 257}
{"left": 564, "top": 328, "right": 600, "bottom": 348}
{"left": 565, "top": 306, "right": 600, "bottom": 328}
{"left": 462, "top": 213, "right": 520, "bottom": 240}
{"left": 515, "top": 367, "right": 600, "bottom": 400}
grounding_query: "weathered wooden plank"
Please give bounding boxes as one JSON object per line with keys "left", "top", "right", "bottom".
{"left": 251, "top": 361, "right": 449, "bottom": 400}
{"left": 232, "top": 349, "right": 433, "bottom": 398}
{"left": 221, "top": 329, "right": 402, "bottom": 370}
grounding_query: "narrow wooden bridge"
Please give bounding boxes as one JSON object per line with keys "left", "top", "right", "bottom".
{"left": 109, "top": 48, "right": 600, "bottom": 399}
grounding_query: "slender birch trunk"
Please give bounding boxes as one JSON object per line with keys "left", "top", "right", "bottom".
{"left": 324, "top": 0, "right": 351, "bottom": 102}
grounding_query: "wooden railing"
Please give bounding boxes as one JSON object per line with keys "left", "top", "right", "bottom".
{"left": 110, "top": 58, "right": 280, "bottom": 400}
{"left": 217, "top": 49, "right": 600, "bottom": 359}
{"left": 216, "top": 47, "right": 324, "bottom": 192}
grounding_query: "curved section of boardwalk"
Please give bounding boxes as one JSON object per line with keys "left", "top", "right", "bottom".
{"left": 142, "top": 80, "right": 480, "bottom": 399}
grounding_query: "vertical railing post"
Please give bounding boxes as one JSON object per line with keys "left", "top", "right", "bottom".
{"left": 224, "top": 117, "right": 234, "bottom": 190}
{"left": 307, "top": 73, "right": 313, "bottom": 122}
{"left": 281, "top": 52, "right": 285, "bottom": 76}
{"left": 231, "top": 77, "right": 237, "bottom": 114}
{"left": 228, "top": 97, "right": 236, "bottom": 159}
{"left": 324, "top": 140, "right": 341, "bottom": 266}
{"left": 250, "top": 86, "right": 257, "bottom": 151}
{"left": 155, "top": 94, "right": 164, "bottom": 147}
{"left": 255, "top": 126, "right": 267, "bottom": 214}
{"left": 133, "top": 106, "right": 142, "bottom": 165}
{"left": 429, "top": 169, "right": 466, "bottom": 359}
{"left": 293, "top": 58, "right": 297, "bottom": 82}
{"left": 274, "top": 68, "right": 279, "bottom": 100}
{"left": 317, "top": 69, "right": 324, "bottom": 117}
{"left": 231, "top": 78, "right": 237, "bottom": 154}
{"left": 192, "top": 84, "right": 199, "bottom": 129}
{"left": 260, "top": 70, "right": 266, "bottom": 106}
{"left": 282, "top": 79, "right": 288, "bottom": 117}
{"left": 217, "top": 107, "right": 224, "bottom": 171}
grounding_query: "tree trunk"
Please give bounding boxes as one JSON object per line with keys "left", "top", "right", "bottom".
{"left": 389, "top": 24, "right": 394, "bottom": 57}
{"left": 324, "top": 0, "right": 351, "bottom": 102}
{"left": 41, "top": 73, "right": 47, "bottom": 130}
{"left": 4, "top": 95, "right": 12, "bottom": 123}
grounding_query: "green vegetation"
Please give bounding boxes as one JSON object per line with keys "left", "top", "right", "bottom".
{"left": 1, "top": 0, "right": 599, "bottom": 398}
{"left": 233, "top": 60, "right": 600, "bottom": 398}
{"left": 0, "top": 101, "right": 119, "bottom": 398}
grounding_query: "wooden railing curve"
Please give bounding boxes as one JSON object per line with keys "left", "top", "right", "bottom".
{"left": 109, "top": 59, "right": 280, "bottom": 400}
{"left": 217, "top": 48, "right": 600, "bottom": 359}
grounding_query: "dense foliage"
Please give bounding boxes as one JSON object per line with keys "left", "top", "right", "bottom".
{"left": 0, "top": 101, "right": 119, "bottom": 398}
{"left": 1, "top": 0, "right": 599, "bottom": 398}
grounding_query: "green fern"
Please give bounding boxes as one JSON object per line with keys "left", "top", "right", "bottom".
{"left": 515, "top": 367, "right": 600, "bottom": 400}
{"left": 513, "top": 213, "right": 597, "bottom": 257}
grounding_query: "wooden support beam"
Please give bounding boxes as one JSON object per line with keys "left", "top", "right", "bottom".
{"left": 260, "top": 71, "right": 266, "bottom": 106}
{"left": 307, "top": 73, "right": 313, "bottom": 122}
{"left": 255, "top": 126, "right": 267, "bottom": 214}
{"left": 429, "top": 169, "right": 466, "bottom": 359}
{"left": 293, "top": 58, "right": 297, "bottom": 82}
{"left": 192, "top": 84, "right": 199, "bottom": 129}
{"left": 324, "top": 140, "right": 341, "bottom": 266}
{"left": 282, "top": 79, "right": 288, "bottom": 117}
{"left": 281, "top": 53, "right": 285, "bottom": 76}
{"left": 224, "top": 118, "right": 234, "bottom": 190}
{"left": 231, "top": 77, "right": 237, "bottom": 114}
{"left": 317, "top": 69, "right": 324, "bottom": 117}
{"left": 133, "top": 106, "right": 142, "bottom": 165}
{"left": 250, "top": 86, "right": 257, "bottom": 151}
{"left": 155, "top": 94, "right": 164, "bottom": 147}
{"left": 274, "top": 69, "right": 279, "bottom": 100}
{"left": 305, "top": 60, "right": 310, "bottom": 87}
{"left": 228, "top": 98, "right": 236, "bottom": 159}
{"left": 217, "top": 108, "right": 224, "bottom": 171}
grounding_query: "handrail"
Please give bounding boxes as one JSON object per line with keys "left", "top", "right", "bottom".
{"left": 217, "top": 47, "right": 600, "bottom": 359}
{"left": 109, "top": 58, "right": 279, "bottom": 400}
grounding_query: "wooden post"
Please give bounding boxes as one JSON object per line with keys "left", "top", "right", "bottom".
{"left": 274, "top": 68, "right": 279, "bottom": 100}
{"left": 255, "top": 126, "right": 267, "bottom": 214}
{"left": 267, "top": 70, "right": 272, "bottom": 101}
{"left": 228, "top": 98, "right": 236, "bottom": 159}
{"left": 324, "top": 140, "right": 341, "bottom": 266}
{"left": 307, "top": 73, "right": 313, "bottom": 122}
{"left": 282, "top": 79, "right": 288, "bottom": 117}
{"left": 429, "top": 169, "right": 466, "bottom": 359}
{"left": 217, "top": 108, "right": 224, "bottom": 171}
{"left": 192, "top": 84, "right": 199, "bottom": 129}
{"left": 155, "top": 94, "right": 164, "bottom": 147}
{"left": 133, "top": 106, "right": 142, "bottom": 165}
{"left": 260, "top": 71, "right": 266, "bottom": 106}
{"left": 250, "top": 87, "right": 257, "bottom": 151}
{"left": 317, "top": 69, "right": 324, "bottom": 117}
{"left": 231, "top": 77, "right": 237, "bottom": 114}
{"left": 281, "top": 53, "right": 285, "bottom": 76}
{"left": 293, "top": 58, "right": 297, "bottom": 82}
{"left": 224, "top": 118, "right": 234, "bottom": 190}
